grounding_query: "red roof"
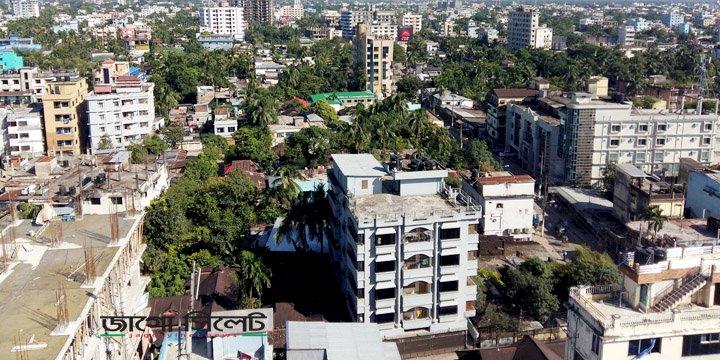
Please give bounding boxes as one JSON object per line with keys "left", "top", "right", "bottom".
{"left": 477, "top": 174, "right": 534, "bottom": 185}
{"left": 224, "top": 160, "right": 267, "bottom": 190}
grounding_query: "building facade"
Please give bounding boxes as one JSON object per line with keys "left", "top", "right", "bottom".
{"left": 328, "top": 154, "right": 480, "bottom": 339}
{"left": 353, "top": 23, "right": 394, "bottom": 99}
{"left": 87, "top": 60, "right": 157, "bottom": 152}
{"left": 3, "top": 104, "right": 44, "bottom": 157}
{"left": 471, "top": 174, "right": 535, "bottom": 241}
{"left": 402, "top": 13, "right": 422, "bottom": 33}
{"left": 199, "top": 3, "right": 245, "bottom": 40}
{"left": 567, "top": 243, "right": 720, "bottom": 360}
{"left": 507, "top": 5, "right": 552, "bottom": 51}
{"left": 618, "top": 25, "right": 635, "bottom": 47}
{"left": 11, "top": 0, "right": 39, "bottom": 18}
{"left": 340, "top": 10, "right": 374, "bottom": 38}
{"left": 244, "top": 0, "right": 274, "bottom": 24}
{"left": 42, "top": 72, "right": 88, "bottom": 156}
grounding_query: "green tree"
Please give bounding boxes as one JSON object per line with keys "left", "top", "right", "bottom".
{"left": 396, "top": 75, "right": 424, "bottom": 99}
{"left": 643, "top": 206, "right": 668, "bottom": 238}
{"left": 235, "top": 250, "right": 272, "bottom": 303}
{"left": 162, "top": 124, "right": 185, "bottom": 148}
{"left": 502, "top": 258, "right": 559, "bottom": 323}
{"left": 310, "top": 100, "right": 339, "bottom": 123}
{"left": 464, "top": 139, "right": 500, "bottom": 172}
{"left": 554, "top": 246, "right": 621, "bottom": 302}
{"left": 97, "top": 135, "right": 113, "bottom": 150}
{"left": 128, "top": 144, "right": 148, "bottom": 164}
{"left": 144, "top": 135, "right": 168, "bottom": 156}
{"left": 227, "top": 126, "right": 277, "bottom": 169}
{"left": 283, "top": 126, "right": 333, "bottom": 169}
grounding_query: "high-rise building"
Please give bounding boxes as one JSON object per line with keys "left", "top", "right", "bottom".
{"left": 353, "top": 23, "right": 394, "bottom": 99}
{"left": 618, "top": 25, "right": 636, "bottom": 47}
{"left": 402, "top": 13, "right": 422, "bottom": 33}
{"left": 243, "top": 0, "right": 274, "bottom": 24}
{"left": 507, "top": 5, "right": 553, "bottom": 51}
{"left": 2, "top": 104, "right": 44, "bottom": 157}
{"left": 278, "top": 0, "right": 303, "bottom": 20}
{"left": 340, "top": 10, "right": 373, "bottom": 38}
{"left": 11, "top": 0, "right": 39, "bottom": 18}
{"left": 662, "top": 10, "right": 684, "bottom": 27}
{"left": 86, "top": 60, "right": 158, "bottom": 153}
{"left": 327, "top": 153, "right": 480, "bottom": 338}
{"left": 199, "top": 2, "right": 245, "bottom": 40}
{"left": 42, "top": 71, "right": 88, "bottom": 156}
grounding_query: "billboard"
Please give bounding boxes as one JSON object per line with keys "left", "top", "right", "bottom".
{"left": 397, "top": 27, "right": 413, "bottom": 42}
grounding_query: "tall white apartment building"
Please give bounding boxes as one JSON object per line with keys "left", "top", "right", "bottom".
{"left": 199, "top": 2, "right": 245, "bottom": 40}
{"left": 507, "top": 5, "right": 553, "bottom": 51}
{"left": 11, "top": 0, "right": 39, "bottom": 18}
{"left": 353, "top": 23, "right": 394, "bottom": 99}
{"left": 328, "top": 154, "right": 480, "bottom": 339}
{"left": 2, "top": 104, "right": 44, "bottom": 157}
{"left": 340, "top": 10, "right": 374, "bottom": 38}
{"left": 567, "top": 236, "right": 720, "bottom": 360}
{"left": 87, "top": 60, "right": 157, "bottom": 153}
{"left": 402, "top": 13, "right": 422, "bottom": 33}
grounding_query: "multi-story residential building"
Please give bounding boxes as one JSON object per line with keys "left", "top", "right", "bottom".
{"left": 121, "top": 23, "right": 151, "bottom": 56}
{"left": 559, "top": 92, "right": 720, "bottom": 186}
{"left": 2, "top": 104, "right": 44, "bottom": 157}
{"left": 0, "top": 67, "right": 63, "bottom": 101}
{"left": 612, "top": 163, "right": 684, "bottom": 222}
{"left": 244, "top": 0, "right": 274, "bottom": 24}
{"left": 0, "top": 51, "right": 23, "bottom": 71}
{"left": 278, "top": 0, "right": 303, "bottom": 20}
{"left": 369, "top": 23, "right": 398, "bottom": 39}
{"left": 11, "top": 0, "right": 39, "bottom": 18}
{"left": 618, "top": 25, "right": 635, "bottom": 47}
{"left": 662, "top": 10, "right": 684, "bottom": 27}
{"left": 566, "top": 239, "right": 720, "bottom": 360}
{"left": 470, "top": 173, "right": 535, "bottom": 241}
{"left": 42, "top": 71, "right": 88, "bottom": 156}
{"left": 327, "top": 153, "right": 480, "bottom": 338}
{"left": 507, "top": 5, "right": 552, "bottom": 51}
{"left": 373, "top": 10, "right": 396, "bottom": 24}
{"left": 353, "top": 23, "right": 394, "bottom": 99}
{"left": 402, "top": 13, "right": 422, "bottom": 33}
{"left": 340, "top": 10, "right": 374, "bottom": 38}
{"left": 486, "top": 88, "right": 541, "bottom": 147}
{"left": 86, "top": 60, "right": 157, "bottom": 152}
{"left": 199, "top": 1, "right": 245, "bottom": 40}
{"left": 322, "top": 9, "right": 341, "bottom": 27}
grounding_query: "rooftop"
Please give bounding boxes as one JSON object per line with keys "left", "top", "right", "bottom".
{"left": 492, "top": 88, "right": 540, "bottom": 99}
{"left": 0, "top": 213, "right": 142, "bottom": 359}
{"left": 286, "top": 321, "right": 401, "bottom": 360}
{"left": 331, "top": 153, "right": 386, "bottom": 177}
{"left": 310, "top": 91, "right": 376, "bottom": 104}
{"left": 351, "top": 192, "right": 472, "bottom": 221}
{"left": 477, "top": 174, "right": 534, "bottom": 186}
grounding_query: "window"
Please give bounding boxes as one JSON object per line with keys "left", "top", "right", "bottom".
{"left": 657, "top": 124, "right": 667, "bottom": 131}
{"left": 375, "top": 260, "right": 394, "bottom": 273}
{"left": 439, "top": 228, "right": 460, "bottom": 240}
{"left": 654, "top": 151, "right": 664, "bottom": 162}
{"left": 609, "top": 139, "right": 620, "bottom": 147}
{"left": 90, "top": 197, "right": 101, "bottom": 205}
{"left": 439, "top": 306, "right": 457, "bottom": 316}
{"left": 374, "top": 313, "right": 394, "bottom": 323}
{"left": 357, "top": 288, "right": 364, "bottom": 299}
{"left": 440, "top": 254, "right": 460, "bottom": 266}
{"left": 703, "top": 137, "right": 711, "bottom": 145}
{"left": 468, "top": 224, "right": 478, "bottom": 234}
{"left": 628, "top": 338, "right": 661, "bottom": 356}
{"left": 439, "top": 280, "right": 458, "bottom": 292}
{"left": 608, "top": 152, "right": 619, "bottom": 163}
{"left": 592, "top": 333, "right": 600, "bottom": 354}
{"left": 356, "top": 260, "right": 364, "bottom": 272}
{"left": 610, "top": 124, "right": 621, "bottom": 133}
{"left": 361, "top": 179, "right": 368, "bottom": 189}
{"left": 376, "top": 287, "right": 394, "bottom": 300}
{"left": 637, "top": 138, "right": 647, "bottom": 146}
{"left": 404, "top": 255, "right": 431, "bottom": 269}
{"left": 467, "top": 250, "right": 478, "bottom": 261}
{"left": 656, "top": 138, "right": 666, "bottom": 146}
{"left": 701, "top": 334, "right": 720, "bottom": 344}
{"left": 375, "top": 233, "right": 396, "bottom": 246}
{"left": 111, "top": 196, "right": 123, "bottom": 205}
{"left": 705, "top": 123, "right": 713, "bottom": 131}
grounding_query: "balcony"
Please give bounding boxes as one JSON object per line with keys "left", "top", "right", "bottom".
{"left": 376, "top": 271, "right": 395, "bottom": 282}
{"left": 376, "top": 244, "right": 395, "bottom": 255}
{"left": 403, "top": 266, "right": 433, "bottom": 279}
{"left": 440, "top": 264, "right": 460, "bottom": 276}
{"left": 402, "top": 292, "right": 433, "bottom": 310}
{"left": 402, "top": 318, "right": 432, "bottom": 330}
{"left": 440, "top": 290, "right": 459, "bottom": 302}
{"left": 376, "top": 298, "right": 395, "bottom": 310}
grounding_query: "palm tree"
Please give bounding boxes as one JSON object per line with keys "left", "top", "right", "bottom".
{"left": 408, "top": 110, "right": 427, "bottom": 142}
{"left": 272, "top": 166, "right": 301, "bottom": 208}
{"left": 236, "top": 250, "right": 271, "bottom": 304}
{"left": 277, "top": 184, "right": 334, "bottom": 253}
{"left": 642, "top": 206, "right": 668, "bottom": 239}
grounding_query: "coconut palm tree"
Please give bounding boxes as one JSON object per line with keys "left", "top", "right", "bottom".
{"left": 236, "top": 250, "right": 271, "bottom": 304}
{"left": 642, "top": 206, "right": 668, "bottom": 239}
{"left": 277, "top": 184, "right": 334, "bottom": 253}
{"left": 272, "top": 166, "right": 301, "bottom": 208}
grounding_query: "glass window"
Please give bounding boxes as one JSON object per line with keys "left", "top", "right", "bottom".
{"left": 440, "top": 254, "right": 460, "bottom": 266}
{"left": 374, "top": 312, "right": 394, "bottom": 323}
{"left": 375, "top": 260, "right": 394, "bottom": 273}
{"left": 376, "top": 287, "right": 394, "bottom": 300}
{"left": 628, "top": 338, "right": 661, "bottom": 356}
{"left": 439, "top": 228, "right": 460, "bottom": 240}
{"left": 376, "top": 233, "right": 396, "bottom": 246}
{"left": 439, "top": 280, "right": 458, "bottom": 292}
{"left": 404, "top": 255, "right": 431, "bottom": 269}
{"left": 439, "top": 306, "right": 458, "bottom": 316}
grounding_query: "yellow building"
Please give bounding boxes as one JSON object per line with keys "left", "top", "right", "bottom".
{"left": 42, "top": 72, "right": 88, "bottom": 156}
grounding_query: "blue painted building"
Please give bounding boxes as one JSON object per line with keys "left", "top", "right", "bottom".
{"left": 0, "top": 36, "right": 42, "bottom": 52}
{"left": 685, "top": 169, "right": 720, "bottom": 219}
{"left": 0, "top": 51, "right": 23, "bottom": 70}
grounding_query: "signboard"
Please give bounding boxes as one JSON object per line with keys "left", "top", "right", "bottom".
{"left": 397, "top": 27, "right": 413, "bottom": 42}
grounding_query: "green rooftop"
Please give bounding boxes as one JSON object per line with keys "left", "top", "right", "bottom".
{"left": 310, "top": 91, "right": 376, "bottom": 105}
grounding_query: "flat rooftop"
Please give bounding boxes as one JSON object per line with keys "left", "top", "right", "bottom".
{"left": 0, "top": 213, "right": 141, "bottom": 359}
{"left": 626, "top": 218, "right": 718, "bottom": 246}
{"left": 331, "top": 154, "right": 386, "bottom": 177}
{"left": 352, "top": 193, "right": 465, "bottom": 221}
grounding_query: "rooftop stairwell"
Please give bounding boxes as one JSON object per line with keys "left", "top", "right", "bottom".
{"left": 651, "top": 272, "right": 709, "bottom": 312}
